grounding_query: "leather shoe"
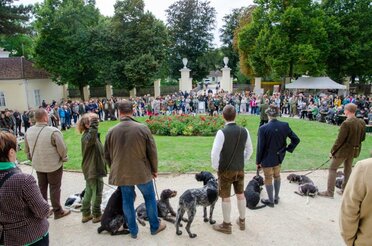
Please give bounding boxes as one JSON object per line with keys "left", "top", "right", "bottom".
{"left": 82, "top": 215, "right": 93, "bottom": 223}
{"left": 318, "top": 191, "right": 334, "bottom": 199}
{"left": 274, "top": 197, "right": 280, "bottom": 205}
{"left": 92, "top": 215, "right": 102, "bottom": 223}
{"left": 54, "top": 209, "right": 71, "bottom": 220}
{"left": 261, "top": 199, "right": 274, "bottom": 207}
{"left": 151, "top": 222, "right": 166, "bottom": 235}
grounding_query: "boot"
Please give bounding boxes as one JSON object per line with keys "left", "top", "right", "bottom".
{"left": 92, "top": 215, "right": 102, "bottom": 223}
{"left": 236, "top": 218, "right": 245, "bottom": 231}
{"left": 213, "top": 222, "right": 232, "bottom": 234}
{"left": 82, "top": 215, "right": 93, "bottom": 223}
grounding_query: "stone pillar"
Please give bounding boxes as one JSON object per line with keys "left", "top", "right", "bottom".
{"left": 342, "top": 76, "right": 351, "bottom": 97}
{"left": 83, "top": 85, "right": 90, "bottom": 101}
{"left": 220, "top": 57, "right": 232, "bottom": 92}
{"left": 130, "top": 88, "right": 137, "bottom": 98}
{"left": 179, "top": 58, "right": 192, "bottom": 92}
{"left": 154, "top": 79, "right": 161, "bottom": 97}
{"left": 105, "top": 84, "right": 113, "bottom": 99}
{"left": 254, "top": 77, "right": 264, "bottom": 95}
{"left": 62, "top": 84, "right": 68, "bottom": 99}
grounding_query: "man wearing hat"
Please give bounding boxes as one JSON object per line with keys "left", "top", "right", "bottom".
{"left": 256, "top": 104, "right": 300, "bottom": 207}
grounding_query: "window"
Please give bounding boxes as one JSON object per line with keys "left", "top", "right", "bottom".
{"left": 0, "top": 92, "right": 5, "bottom": 107}
{"left": 34, "top": 89, "right": 41, "bottom": 107}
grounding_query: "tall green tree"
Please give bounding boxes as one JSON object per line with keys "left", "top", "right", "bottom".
{"left": 33, "top": 0, "right": 102, "bottom": 98}
{"left": 322, "top": 0, "right": 372, "bottom": 83}
{"left": 108, "top": 0, "right": 169, "bottom": 90}
{"left": 0, "top": 0, "right": 32, "bottom": 35}
{"left": 166, "top": 0, "right": 216, "bottom": 82}
{"left": 0, "top": 34, "right": 34, "bottom": 58}
{"left": 238, "top": 0, "right": 329, "bottom": 83}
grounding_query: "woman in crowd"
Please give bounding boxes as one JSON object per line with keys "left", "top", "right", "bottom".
{"left": 76, "top": 113, "right": 107, "bottom": 224}
{"left": 0, "top": 130, "right": 50, "bottom": 245}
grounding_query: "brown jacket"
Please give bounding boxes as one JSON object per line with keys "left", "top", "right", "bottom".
{"left": 331, "top": 117, "right": 366, "bottom": 158}
{"left": 340, "top": 158, "right": 372, "bottom": 246}
{"left": 104, "top": 117, "right": 158, "bottom": 186}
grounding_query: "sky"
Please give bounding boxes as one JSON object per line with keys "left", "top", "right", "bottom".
{"left": 18, "top": 0, "right": 254, "bottom": 47}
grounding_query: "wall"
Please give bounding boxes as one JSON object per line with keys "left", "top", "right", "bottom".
{"left": 0, "top": 79, "right": 28, "bottom": 111}
{"left": 26, "top": 79, "right": 64, "bottom": 108}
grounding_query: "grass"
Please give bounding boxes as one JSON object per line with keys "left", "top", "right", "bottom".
{"left": 17, "top": 115, "right": 372, "bottom": 173}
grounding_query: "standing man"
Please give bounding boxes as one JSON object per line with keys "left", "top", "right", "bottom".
{"left": 257, "top": 104, "right": 300, "bottom": 207}
{"left": 24, "top": 108, "right": 70, "bottom": 219}
{"left": 104, "top": 100, "right": 165, "bottom": 239}
{"left": 339, "top": 154, "right": 372, "bottom": 246}
{"left": 13, "top": 110, "right": 22, "bottom": 136}
{"left": 211, "top": 105, "right": 253, "bottom": 234}
{"left": 319, "top": 103, "right": 366, "bottom": 198}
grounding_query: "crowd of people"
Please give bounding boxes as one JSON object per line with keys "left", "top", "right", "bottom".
{"left": 1, "top": 90, "right": 372, "bottom": 137}
{"left": 0, "top": 95, "right": 371, "bottom": 245}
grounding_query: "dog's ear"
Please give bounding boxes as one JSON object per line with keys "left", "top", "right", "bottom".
{"left": 195, "top": 172, "right": 204, "bottom": 181}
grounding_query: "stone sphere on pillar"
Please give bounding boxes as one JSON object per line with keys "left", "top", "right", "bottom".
{"left": 182, "top": 58, "right": 188, "bottom": 68}
{"left": 223, "top": 57, "right": 229, "bottom": 68}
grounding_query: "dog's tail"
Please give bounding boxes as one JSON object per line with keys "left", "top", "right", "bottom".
{"left": 248, "top": 204, "right": 266, "bottom": 210}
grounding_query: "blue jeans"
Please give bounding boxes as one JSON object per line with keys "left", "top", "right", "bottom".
{"left": 120, "top": 180, "right": 159, "bottom": 236}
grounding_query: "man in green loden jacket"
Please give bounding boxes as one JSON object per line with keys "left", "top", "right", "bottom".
{"left": 319, "top": 103, "right": 366, "bottom": 198}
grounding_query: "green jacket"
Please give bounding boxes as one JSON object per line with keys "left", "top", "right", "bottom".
{"left": 81, "top": 118, "right": 107, "bottom": 180}
{"left": 331, "top": 117, "right": 366, "bottom": 158}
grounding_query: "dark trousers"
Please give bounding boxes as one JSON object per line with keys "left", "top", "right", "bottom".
{"left": 24, "top": 122, "right": 30, "bottom": 132}
{"left": 15, "top": 123, "right": 22, "bottom": 136}
{"left": 36, "top": 167, "right": 63, "bottom": 213}
{"left": 29, "top": 233, "right": 49, "bottom": 246}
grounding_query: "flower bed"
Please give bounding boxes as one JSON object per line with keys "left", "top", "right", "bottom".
{"left": 145, "top": 115, "right": 249, "bottom": 136}
{"left": 145, "top": 115, "right": 225, "bottom": 136}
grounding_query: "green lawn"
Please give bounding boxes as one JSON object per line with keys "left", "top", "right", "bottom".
{"left": 17, "top": 116, "right": 372, "bottom": 173}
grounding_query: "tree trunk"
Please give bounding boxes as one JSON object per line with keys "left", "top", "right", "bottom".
{"left": 79, "top": 85, "right": 85, "bottom": 101}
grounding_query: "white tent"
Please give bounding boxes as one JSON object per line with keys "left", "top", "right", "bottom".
{"left": 285, "top": 77, "right": 346, "bottom": 90}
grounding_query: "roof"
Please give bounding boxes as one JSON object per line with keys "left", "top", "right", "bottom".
{"left": 285, "top": 77, "right": 346, "bottom": 90}
{"left": 0, "top": 57, "right": 50, "bottom": 80}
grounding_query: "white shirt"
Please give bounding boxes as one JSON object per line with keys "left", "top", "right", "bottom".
{"left": 211, "top": 122, "right": 253, "bottom": 170}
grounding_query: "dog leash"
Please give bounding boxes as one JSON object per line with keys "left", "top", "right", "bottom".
{"left": 302, "top": 158, "right": 332, "bottom": 176}
{"left": 103, "top": 182, "right": 117, "bottom": 190}
{"left": 153, "top": 178, "right": 160, "bottom": 201}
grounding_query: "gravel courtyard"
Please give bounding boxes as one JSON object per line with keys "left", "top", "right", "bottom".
{"left": 19, "top": 165, "right": 345, "bottom": 246}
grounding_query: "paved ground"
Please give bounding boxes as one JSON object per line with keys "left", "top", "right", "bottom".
{"left": 19, "top": 165, "right": 345, "bottom": 246}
